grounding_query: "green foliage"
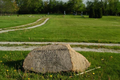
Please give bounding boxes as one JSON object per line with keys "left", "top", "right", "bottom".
{"left": 0, "top": 0, "right": 19, "bottom": 15}
{"left": 87, "top": 0, "right": 103, "bottom": 18}
{"left": 89, "top": 8, "right": 102, "bottom": 18}
{"left": 18, "top": 0, "right": 43, "bottom": 14}
{"left": 94, "top": 9, "right": 98, "bottom": 18}
{"left": 98, "top": 8, "right": 102, "bottom": 18}
{"left": 68, "top": 0, "right": 84, "bottom": 12}
{"left": 116, "top": 2, "right": 120, "bottom": 15}
{"left": 16, "top": 0, "right": 86, "bottom": 14}
{"left": 86, "top": 0, "right": 120, "bottom": 16}
{"left": 1, "top": 0, "right": 120, "bottom": 15}
{"left": 89, "top": 8, "right": 95, "bottom": 18}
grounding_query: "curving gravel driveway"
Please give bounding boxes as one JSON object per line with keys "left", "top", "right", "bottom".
{"left": 0, "top": 18, "right": 49, "bottom": 34}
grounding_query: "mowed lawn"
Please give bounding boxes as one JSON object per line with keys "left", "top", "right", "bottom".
{"left": 0, "top": 51, "right": 120, "bottom": 80}
{"left": 0, "top": 15, "right": 41, "bottom": 29}
{"left": 0, "top": 15, "right": 120, "bottom": 43}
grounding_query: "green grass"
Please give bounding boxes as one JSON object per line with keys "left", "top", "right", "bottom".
{"left": 0, "top": 15, "right": 120, "bottom": 43}
{"left": 0, "top": 14, "right": 119, "bottom": 80}
{"left": 0, "top": 14, "right": 42, "bottom": 29}
{"left": 0, "top": 51, "right": 120, "bottom": 80}
{"left": 2, "top": 18, "right": 47, "bottom": 30}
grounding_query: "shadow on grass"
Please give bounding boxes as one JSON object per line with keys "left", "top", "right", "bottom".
{"left": 4, "top": 60, "right": 25, "bottom": 72}
{"left": 73, "top": 16, "right": 89, "bottom": 19}
{"left": 4, "top": 60, "right": 78, "bottom": 77}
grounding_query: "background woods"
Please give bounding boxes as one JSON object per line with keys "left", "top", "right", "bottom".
{"left": 0, "top": 0, "right": 120, "bottom": 15}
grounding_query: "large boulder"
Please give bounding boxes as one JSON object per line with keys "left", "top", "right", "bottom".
{"left": 23, "top": 44, "right": 90, "bottom": 73}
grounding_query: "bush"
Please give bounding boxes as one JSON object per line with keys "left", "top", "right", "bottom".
{"left": 95, "top": 9, "right": 98, "bottom": 18}
{"left": 98, "top": 8, "right": 102, "bottom": 18}
{"left": 89, "top": 9, "right": 92, "bottom": 18}
{"left": 89, "top": 8, "right": 95, "bottom": 18}
{"left": 89, "top": 8, "right": 102, "bottom": 18}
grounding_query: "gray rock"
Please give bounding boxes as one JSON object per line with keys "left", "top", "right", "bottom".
{"left": 23, "top": 44, "right": 90, "bottom": 73}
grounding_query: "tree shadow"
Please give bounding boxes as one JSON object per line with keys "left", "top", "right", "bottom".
{"left": 73, "top": 16, "right": 89, "bottom": 19}
{"left": 4, "top": 59, "right": 25, "bottom": 72}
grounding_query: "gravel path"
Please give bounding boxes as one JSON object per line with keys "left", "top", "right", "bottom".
{"left": 0, "top": 18, "right": 49, "bottom": 34}
{"left": 0, "top": 42, "right": 120, "bottom": 46}
{"left": 0, "top": 46, "right": 119, "bottom": 53}
{"left": 73, "top": 47, "right": 120, "bottom": 53}
{"left": 0, "top": 42, "right": 120, "bottom": 53}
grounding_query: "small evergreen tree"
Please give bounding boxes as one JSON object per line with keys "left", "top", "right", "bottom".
{"left": 89, "top": 8, "right": 95, "bottom": 18}
{"left": 89, "top": 8, "right": 102, "bottom": 18}
{"left": 89, "top": 8, "right": 92, "bottom": 18}
{"left": 95, "top": 9, "right": 98, "bottom": 18}
{"left": 98, "top": 8, "right": 102, "bottom": 18}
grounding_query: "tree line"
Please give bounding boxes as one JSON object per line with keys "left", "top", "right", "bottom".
{"left": 17, "top": 0, "right": 85, "bottom": 14}
{"left": 0, "top": 0, "right": 19, "bottom": 15}
{"left": 0, "top": 0, "right": 120, "bottom": 16}
{"left": 87, "top": 0, "right": 120, "bottom": 16}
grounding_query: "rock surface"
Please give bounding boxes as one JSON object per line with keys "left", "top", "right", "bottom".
{"left": 23, "top": 44, "right": 90, "bottom": 73}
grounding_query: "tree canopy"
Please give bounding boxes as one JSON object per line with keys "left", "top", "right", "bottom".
{"left": 86, "top": 0, "right": 120, "bottom": 15}
{"left": 0, "top": 0, "right": 120, "bottom": 16}
{"left": 0, "top": 0, "right": 19, "bottom": 15}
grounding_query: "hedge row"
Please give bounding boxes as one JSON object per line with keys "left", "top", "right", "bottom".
{"left": 89, "top": 8, "right": 102, "bottom": 18}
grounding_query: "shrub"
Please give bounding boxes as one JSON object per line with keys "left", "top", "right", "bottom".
{"left": 89, "top": 8, "right": 102, "bottom": 18}
{"left": 95, "top": 9, "right": 98, "bottom": 18}
{"left": 98, "top": 8, "right": 102, "bottom": 18}
{"left": 89, "top": 8, "right": 95, "bottom": 18}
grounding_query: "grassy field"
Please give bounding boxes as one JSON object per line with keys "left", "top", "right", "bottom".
{"left": 0, "top": 51, "right": 120, "bottom": 80}
{"left": 0, "top": 15, "right": 41, "bottom": 29}
{"left": 0, "top": 15, "right": 120, "bottom": 43}
{"left": 0, "top": 15, "right": 120, "bottom": 80}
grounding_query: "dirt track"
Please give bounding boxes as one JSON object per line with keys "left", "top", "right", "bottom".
{"left": 0, "top": 18, "right": 49, "bottom": 33}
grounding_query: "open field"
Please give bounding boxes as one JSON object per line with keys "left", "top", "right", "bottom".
{"left": 0, "top": 15, "right": 120, "bottom": 43}
{"left": 0, "top": 15, "right": 120, "bottom": 80}
{"left": 0, "top": 15, "right": 41, "bottom": 29}
{"left": 0, "top": 51, "right": 120, "bottom": 80}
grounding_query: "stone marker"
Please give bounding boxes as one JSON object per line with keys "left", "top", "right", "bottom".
{"left": 23, "top": 44, "right": 90, "bottom": 73}
{"left": 64, "top": 11, "right": 66, "bottom": 15}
